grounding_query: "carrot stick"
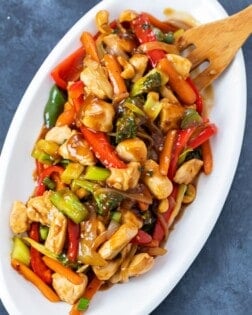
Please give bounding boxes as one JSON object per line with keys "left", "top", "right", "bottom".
{"left": 70, "top": 276, "right": 103, "bottom": 315}
{"left": 83, "top": 276, "right": 103, "bottom": 300}
{"left": 201, "top": 139, "right": 213, "bottom": 174}
{"left": 138, "top": 201, "right": 149, "bottom": 211}
{"left": 103, "top": 54, "right": 128, "bottom": 97}
{"left": 69, "top": 305, "right": 82, "bottom": 315}
{"left": 157, "top": 58, "right": 196, "bottom": 105}
{"left": 42, "top": 256, "right": 83, "bottom": 285}
{"left": 159, "top": 129, "right": 177, "bottom": 175}
{"left": 56, "top": 102, "right": 76, "bottom": 126}
{"left": 11, "top": 259, "right": 60, "bottom": 302}
{"left": 80, "top": 32, "right": 100, "bottom": 62}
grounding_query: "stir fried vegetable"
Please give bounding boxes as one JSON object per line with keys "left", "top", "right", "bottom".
{"left": 9, "top": 8, "right": 217, "bottom": 314}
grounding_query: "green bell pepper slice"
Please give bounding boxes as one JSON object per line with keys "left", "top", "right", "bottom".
{"left": 44, "top": 85, "right": 66, "bottom": 128}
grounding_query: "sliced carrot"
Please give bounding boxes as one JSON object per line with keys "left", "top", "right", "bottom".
{"left": 42, "top": 256, "right": 83, "bottom": 285}
{"left": 80, "top": 32, "right": 100, "bottom": 62}
{"left": 138, "top": 201, "right": 149, "bottom": 211}
{"left": 82, "top": 276, "right": 103, "bottom": 300}
{"left": 157, "top": 58, "right": 196, "bottom": 105}
{"left": 56, "top": 102, "right": 76, "bottom": 126}
{"left": 201, "top": 139, "right": 213, "bottom": 175}
{"left": 11, "top": 259, "right": 60, "bottom": 302}
{"left": 103, "top": 53, "right": 128, "bottom": 97}
{"left": 70, "top": 276, "right": 103, "bottom": 315}
{"left": 159, "top": 129, "right": 177, "bottom": 175}
{"left": 69, "top": 305, "right": 82, "bottom": 315}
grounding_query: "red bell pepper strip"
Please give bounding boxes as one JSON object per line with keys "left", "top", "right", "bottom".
{"left": 68, "top": 80, "right": 85, "bottom": 113}
{"left": 188, "top": 123, "right": 217, "bottom": 149}
{"left": 67, "top": 218, "right": 80, "bottom": 262}
{"left": 131, "top": 229, "right": 152, "bottom": 245}
{"left": 51, "top": 47, "right": 85, "bottom": 90}
{"left": 36, "top": 160, "right": 44, "bottom": 178}
{"left": 131, "top": 13, "right": 166, "bottom": 66}
{"left": 152, "top": 186, "right": 178, "bottom": 242}
{"left": 29, "top": 222, "right": 52, "bottom": 285}
{"left": 186, "top": 77, "right": 204, "bottom": 114}
{"left": 80, "top": 125, "right": 127, "bottom": 169}
{"left": 34, "top": 165, "right": 64, "bottom": 196}
{"left": 168, "top": 127, "right": 196, "bottom": 179}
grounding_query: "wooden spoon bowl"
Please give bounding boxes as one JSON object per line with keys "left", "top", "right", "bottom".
{"left": 178, "top": 5, "right": 252, "bottom": 90}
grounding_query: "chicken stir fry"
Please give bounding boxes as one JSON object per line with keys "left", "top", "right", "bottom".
{"left": 9, "top": 8, "right": 217, "bottom": 314}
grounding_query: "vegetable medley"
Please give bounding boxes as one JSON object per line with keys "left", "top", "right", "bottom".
{"left": 10, "top": 9, "right": 217, "bottom": 314}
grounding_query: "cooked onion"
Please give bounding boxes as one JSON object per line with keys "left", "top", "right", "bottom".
{"left": 138, "top": 42, "right": 178, "bottom": 54}
{"left": 95, "top": 187, "right": 153, "bottom": 205}
{"left": 92, "top": 220, "right": 120, "bottom": 250}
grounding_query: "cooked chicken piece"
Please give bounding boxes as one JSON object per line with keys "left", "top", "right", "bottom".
{"left": 127, "top": 253, "right": 154, "bottom": 277}
{"left": 59, "top": 132, "right": 96, "bottom": 166}
{"left": 143, "top": 159, "right": 173, "bottom": 200}
{"left": 81, "top": 98, "right": 115, "bottom": 132}
{"left": 116, "top": 138, "right": 147, "bottom": 164}
{"left": 166, "top": 54, "right": 192, "bottom": 79}
{"left": 45, "top": 126, "right": 72, "bottom": 144}
{"left": 103, "top": 34, "right": 127, "bottom": 58}
{"left": 92, "top": 257, "right": 121, "bottom": 280}
{"left": 80, "top": 56, "right": 113, "bottom": 99}
{"left": 129, "top": 54, "right": 149, "bottom": 82}
{"left": 121, "top": 210, "right": 143, "bottom": 229}
{"left": 99, "top": 223, "right": 138, "bottom": 260}
{"left": 159, "top": 99, "right": 185, "bottom": 133}
{"left": 102, "top": 34, "right": 135, "bottom": 59}
{"left": 173, "top": 158, "right": 203, "bottom": 184}
{"left": 45, "top": 208, "right": 67, "bottom": 255}
{"left": 52, "top": 273, "right": 87, "bottom": 304}
{"left": 27, "top": 191, "right": 55, "bottom": 226}
{"left": 10, "top": 201, "right": 30, "bottom": 234}
{"left": 106, "top": 161, "right": 141, "bottom": 191}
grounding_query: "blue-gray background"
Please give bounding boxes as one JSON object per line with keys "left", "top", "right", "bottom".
{"left": 0, "top": 0, "right": 251, "bottom": 314}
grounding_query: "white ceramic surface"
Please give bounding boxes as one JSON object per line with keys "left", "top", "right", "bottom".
{"left": 0, "top": 0, "right": 247, "bottom": 314}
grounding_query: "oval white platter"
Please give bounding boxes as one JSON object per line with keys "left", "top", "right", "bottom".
{"left": 0, "top": 0, "right": 247, "bottom": 314}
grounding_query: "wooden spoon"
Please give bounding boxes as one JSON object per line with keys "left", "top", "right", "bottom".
{"left": 177, "top": 5, "right": 252, "bottom": 91}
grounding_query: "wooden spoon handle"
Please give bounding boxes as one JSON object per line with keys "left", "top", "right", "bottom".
{"left": 228, "top": 5, "right": 252, "bottom": 40}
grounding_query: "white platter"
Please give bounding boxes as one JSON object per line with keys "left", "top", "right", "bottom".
{"left": 0, "top": 0, "right": 247, "bottom": 314}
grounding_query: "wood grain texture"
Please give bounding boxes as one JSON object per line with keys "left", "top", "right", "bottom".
{"left": 178, "top": 5, "right": 252, "bottom": 90}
